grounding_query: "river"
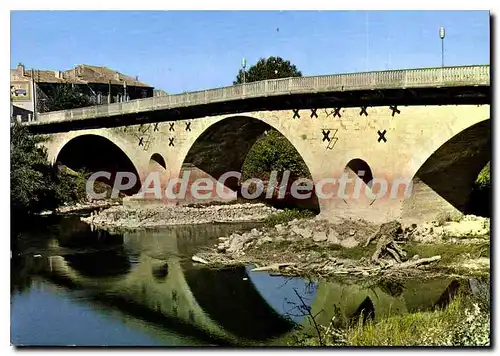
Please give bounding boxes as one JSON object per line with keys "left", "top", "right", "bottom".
{"left": 10, "top": 214, "right": 488, "bottom": 346}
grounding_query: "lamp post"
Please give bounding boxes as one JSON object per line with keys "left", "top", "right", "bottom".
{"left": 439, "top": 26, "right": 445, "bottom": 67}
{"left": 241, "top": 58, "right": 247, "bottom": 84}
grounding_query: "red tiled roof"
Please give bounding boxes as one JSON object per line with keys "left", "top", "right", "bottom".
{"left": 11, "top": 64, "right": 153, "bottom": 88}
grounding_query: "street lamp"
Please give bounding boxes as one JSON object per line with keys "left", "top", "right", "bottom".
{"left": 241, "top": 58, "right": 247, "bottom": 84}
{"left": 439, "top": 27, "right": 446, "bottom": 67}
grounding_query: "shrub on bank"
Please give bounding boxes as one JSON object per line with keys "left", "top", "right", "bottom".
{"left": 289, "top": 291, "right": 490, "bottom": 347}
{"left": 10, "top": 122, "right": 88, "bottom": 217}
{"left": 53, "top": 165, "right": 89, "bottom": 205}
{"left": 344, "top": 295, "right": 490, "bottom": 346}
{"left": 475, "top": 162, "right": 490, "bottom": 188}
{"left": 469, "top": 162, "right": 491, "bottom": 217}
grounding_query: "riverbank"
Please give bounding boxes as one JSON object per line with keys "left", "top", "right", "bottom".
{"left": 37, "top": 199, "right": 122, "bottom": 216}
{"left": 79, "top": 199, "right": 490, "bottom": 278}
{"left": 191, "top": 214, "right": 490, "bottom": 279}
{"left": 288, "top": 291, "right": 490, "bottom": 347}
{"left": 80, "top": 202, "right": 281, "bottom": 231}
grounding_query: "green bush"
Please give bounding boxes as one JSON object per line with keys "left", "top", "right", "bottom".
{"left": 53, "top": 165, "right": 89, "bottom": 205}
{"left": 242, "top": 129, "right": 310, "bottom": 182}
{"left": 469, "top": 162, "right": 491, "bottom": 217}
{"left": 475, "top": 162, "right": 490, "bottom": 188}
{"left": 10, "top": 122, "right": 88, "bottom": 218}
{"left": 10, "top": 122, "right": 57, "bottom": 215}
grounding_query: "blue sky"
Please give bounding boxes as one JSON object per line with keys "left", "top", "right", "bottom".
{"left": 10, "top": 10, "right": 490, "bottom": 93}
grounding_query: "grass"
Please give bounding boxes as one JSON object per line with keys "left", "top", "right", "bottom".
{"left": 333, "top": 245, "right": 376, "bottom": 260}
{"left": 405, "top": 242, "right": 490, "bottom": 265}
{"left": 343, "top": 294, "right": 489, "bottom": 346}
{"left": 325, "top": 242, "right": 489, "bottom": 265}
{"left": 263, "top": 208, "right": 316, "bottom": 227}
{"left": 349, "top": 288, "right": 490, "bottom": 347}
{"left": 289, "top": 291, "right": 490, "bottom": 347}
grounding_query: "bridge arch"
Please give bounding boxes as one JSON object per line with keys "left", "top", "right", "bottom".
{"left": 179, "top": 115, "right": 320, "bottom": 211}
{"left": 149, "top": 153, "right": 167, "bottom": 170}
{"left": 339, "top": 158, "right": 379, "bottom": 208}
{"left": 54, "top": 133, "right": 142, "bottom": 195}
{"left": 345, "top": 159, "right": 374, "bottom": 187}
{"left": 402, "top": 118, "right": 491, "bottom": 223}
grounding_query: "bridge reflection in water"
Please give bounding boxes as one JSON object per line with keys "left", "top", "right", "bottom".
{"left": 33, "top": 218, "right": 479, "bottom": 346}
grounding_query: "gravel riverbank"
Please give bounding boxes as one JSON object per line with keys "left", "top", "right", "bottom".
{"left": 81, "top": 202, "right": 280, "bottom": 230}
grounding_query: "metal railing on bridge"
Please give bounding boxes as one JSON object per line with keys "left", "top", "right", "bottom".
{"left": 35, "top": 65, "right": 490, "bottom": 124}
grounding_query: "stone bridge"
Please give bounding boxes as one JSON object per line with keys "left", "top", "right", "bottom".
{"left": 26, "top": 65, "right": 491, "bottom": 223}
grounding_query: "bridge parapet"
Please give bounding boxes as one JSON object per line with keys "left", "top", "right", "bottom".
{"left": 34, "top": 65, "right": 489, "bottom": 124}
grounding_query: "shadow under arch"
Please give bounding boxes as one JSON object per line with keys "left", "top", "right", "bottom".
{"left": 150, "top": 153, "right": 167, "bottom": 170}
{"left": 345, "top": 158, "right": 374, "bottom": 187}
{"left": 183, "top": 265, "right": 296, "bottom": 341}
{"left": 182, "top": 115, "right": 319, "bottom": 212}
{"left": 55, "top": 134, "right": 142, "bottom": 195}
{"left": 402, "top": 119, "right": 491, "bottom": 219}
{"left": 341, "top": 158, "right": 376, "bottom": 207}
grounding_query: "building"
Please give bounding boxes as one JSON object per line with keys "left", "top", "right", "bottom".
{"left": 153, "top": 89, "right": 168, "bottom": 97}
{"left": 10, "top": 63, "right": 155, "bottom": 122}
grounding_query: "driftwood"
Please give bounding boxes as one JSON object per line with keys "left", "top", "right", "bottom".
{"left": 364, "top": 226, "right": 381, "bottom": 247}
{"left": 251, "top": 263, "right": 296, "bottom": 272}
{"left": 390, "top": 255, "right": 441, "bottom": 269}
{"left": 386, "top": 247, "right": 402, "bottom": 263}
{"left": 365, "top": 221, "right": 408, "bottom": 264}
{"left": 192, "top": 255, "right": 210, "bottom": 264}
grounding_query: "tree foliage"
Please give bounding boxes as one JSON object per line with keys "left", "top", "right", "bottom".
{"left": 475, "top": 162, "right": 490, "bottom": 188}
{"left": 242, "top": 130, "right": 309, "bottom": 181}
{"left": 469, "top": 161, "right": 491, "bottom": 217}
{"left": 236, "top": 57, "right": 309, "bottom": 183}
{"left": 40, "top": 84, "right": 93, "bottom": 112}
{"left": 10, "top": 122, "right": 57, "bottom": 216}
{"left": 234, "top": 56, "right": 302, "bottom": 85}
{"left": 10, "top": 122, "right": 88, "bottom": 220}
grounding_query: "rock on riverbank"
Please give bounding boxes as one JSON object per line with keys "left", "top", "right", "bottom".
{"left": 56, "top": 200, "right": 121, "bottom": 214}
{"left": 192, "top": 214, "right": 490, "bottom": 279}
{"left": 406, "top": 215, "right": 490, "bottom": 244}
{"left": 81, "top": 203, "right": 280, "bottom": 230}
{"left": 37, "top": 200, "right": 121, "bottom": 216}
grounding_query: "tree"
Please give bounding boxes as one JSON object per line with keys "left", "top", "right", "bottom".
{"left": 235, "top": 57, "right": 309, "bottom": 185}
{"left": 10, "top": 122, "right": 89, "bottom": 222}
{"left": 10, "top": 122, "right": 57, "bottom": 216}
{"left": 40, "top": 84, "right": 93, "bottom": 112}
{"left": 233, "top": 56, "right": 302, "bottom": 85}
{"left": 475, "top": 162, "right": 490, "bottom": 188}
{"left": 242, "top": 130, "right": 309, "bottom": 182}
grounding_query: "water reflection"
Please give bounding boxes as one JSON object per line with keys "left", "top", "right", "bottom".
{"left": 183, "top": 265, "right": 296, "bottom": 341}
{"left": 11, "top": 215, "right": 490, "bottom": 346}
